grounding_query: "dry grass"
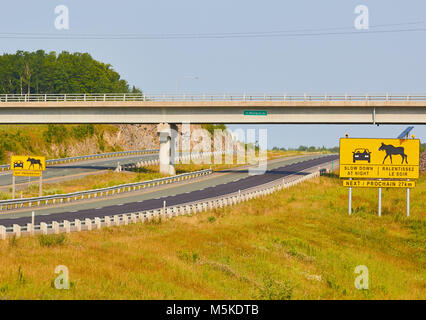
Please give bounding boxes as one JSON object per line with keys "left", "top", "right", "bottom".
{"left": 0, "top": 172, "right": 424, "bottom": 300}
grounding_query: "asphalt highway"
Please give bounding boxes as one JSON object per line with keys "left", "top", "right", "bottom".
{"left": 0, "top": 154, "right": 338, "bottom": 228}
{"left": 0, "top": 153, "right": 159, "bottom": 188}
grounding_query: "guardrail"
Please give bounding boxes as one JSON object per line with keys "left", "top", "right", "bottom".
{"left": 0, "top": 149, "right": 159, "bottom": 172}
{"left": 0, "top": 162, "right": 332, "bottom": 238}
{"left": 1, "top": 93, "right": 426, "bottom": 102}
{"left": 0, "top": 168, "right": 212, "bottom": 212}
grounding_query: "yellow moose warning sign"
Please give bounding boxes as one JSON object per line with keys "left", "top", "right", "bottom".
{"left": 339, "top": 138, "right": 420, "bottom": 179}
{"left": 10, "top": 155, "right": 46, "bottom": 177}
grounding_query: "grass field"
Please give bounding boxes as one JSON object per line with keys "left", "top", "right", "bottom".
{"left": 0, "top": 172, "right": 424, "bottom": 300}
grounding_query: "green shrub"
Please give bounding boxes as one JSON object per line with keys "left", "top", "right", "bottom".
{"left": 177, "top": 250, "right": 199, "bottom": 263}
{"left": 258, "top": 277, "right": 294, "bottom": 300}
{"left": 38, "top": 234, "right": 66, "bottom": 247}
{"left": 8, "top": 235, "right": 18, "bottom": 248}
{"left": 72, "top": 124, "right": 95, "bottom": 140}
{"left": 43, "top": 124, "right": 68, "bottom": 144}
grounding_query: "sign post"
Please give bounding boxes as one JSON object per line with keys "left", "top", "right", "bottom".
{"left": 39, "top": 173, "right": 43, "bottom": 197}
{"left": 12, "top": 175, "right": 15, "bottom": 199}
{"left": 378, "top": 180, "right": 382, "bottom": 217}
{"left": 348, "top": 178, "right": 352, "bottom": 215}
{"left": 407, "top": 179, "right": 410, "bottom": 217}
{"left": 31, "top": 211, "right": 35, "bottom": 236}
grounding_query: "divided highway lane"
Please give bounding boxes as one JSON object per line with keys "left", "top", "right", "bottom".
{"left": 0, "top": 154, "right": 338, "bottom": 228}
{"left": 0, "top": 153, "right": 160, "bottom": 189}
{"left": 0, "top": 154, "right": 321, "bottom": 219}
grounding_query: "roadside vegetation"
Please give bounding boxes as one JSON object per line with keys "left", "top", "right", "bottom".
{"left": 0, "top": 172, "right": 424, "bottom": 299}
{"left": 0, "top": 124, "right": 121, "bottom": 163}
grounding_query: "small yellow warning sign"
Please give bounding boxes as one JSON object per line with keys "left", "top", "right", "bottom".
{"left": 11, "top": 155, "right": 46, "bottom": 177}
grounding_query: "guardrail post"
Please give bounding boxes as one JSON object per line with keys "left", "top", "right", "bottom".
{"left": 52, "top": 221, "right": 60, "bottom": 234}
{"left": 27, "top": 223, "right": 32, "bottom": 234}
{"left": 0, "top": 225, "right": 6, "bottom": 240}
{"left": 85, "top": 218, "right": 92, "bottom": 231}
{"left": 130, "top": 213, "right": 137, "bottom": 223}
{"left": 114, "top": 215, "right": 120, "bottom": 226}
{"left": 13, "top": 224, "right": 21, "bottom": 238}
{"left": 122, "top": 214, "right": 129, "bottom": 225}
{"left": 40, "top": 222, "right": 48, "bottom": 235}
{"left": 74, "top": 219, "right": 81, "bottom": 232}
{"left": 64, "top": 220, "right": 71, "bottom": 233}
{"left": 104, "top": 216, "right": 111, "bottom": 227}
{"left": 94, "top": 217, "right": 101, "bottom": 229}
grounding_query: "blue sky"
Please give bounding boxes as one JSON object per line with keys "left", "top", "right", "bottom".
{"left": 1, "top": 0, "right": 425, "bottom": 148}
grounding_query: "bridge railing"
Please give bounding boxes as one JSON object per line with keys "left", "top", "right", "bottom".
{"left": 1, "top": 93, "right": 426, "bottom": 103}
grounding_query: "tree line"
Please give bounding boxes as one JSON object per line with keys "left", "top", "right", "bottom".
{"left": 0, "top": 50, "right": 141, "bottom": 94}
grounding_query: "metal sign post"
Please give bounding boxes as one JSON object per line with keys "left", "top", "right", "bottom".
{"left": 407, "top": 179, "right": 410, "bottom": 217}
{"left": 31, "top": 211, "right": 35, "bottom": 236}
{"left": 39, "top": 172, "right": 42, "bottom": 197}
{"left": 12, "top": 175, "right": 15, "bottom": 199}
{"left": 348, "top": 178, "right": 352, "bottom": 215}
{"left": 378, "top": 186, "right": 382, "bottom": 217}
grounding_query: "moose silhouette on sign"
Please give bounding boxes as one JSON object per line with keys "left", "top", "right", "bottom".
{"left": 378, "top": 143, "right": 408, "bottom": 164}
{"left": 26, "top": 157, "right": 43, "bottom": 170}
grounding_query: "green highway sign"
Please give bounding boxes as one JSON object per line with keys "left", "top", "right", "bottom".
{"left": 243, "top": 110, "right": 268, "bottom": 116}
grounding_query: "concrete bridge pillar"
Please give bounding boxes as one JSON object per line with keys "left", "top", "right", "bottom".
{"left": 157, "top": 123, "right": 178, "bottom": 175}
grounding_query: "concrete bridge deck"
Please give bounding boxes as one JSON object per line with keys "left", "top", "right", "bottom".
{"left": 0, "top": 94, "right": 426, "bottom": 124}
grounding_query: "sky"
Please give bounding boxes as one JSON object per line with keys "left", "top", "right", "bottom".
{"left": 0, "top": 0, "right": 425, "bottom": 148}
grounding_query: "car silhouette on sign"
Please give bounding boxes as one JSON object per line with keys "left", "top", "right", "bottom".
{"left": 13, "top": 161, "right": 24, "bottom": 169}
{"left": 352, "top": 148, "right": 371, "bottom": 163}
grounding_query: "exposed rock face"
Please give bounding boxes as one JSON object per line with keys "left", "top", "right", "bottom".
{"left": 104, "top": 124, "right": 160, "bottom": 150}
{"left": 44, "top": 124, "right": 237, "bottom": 158}
{"left": 104, "top": 124, "right": 211, "bottom": 151}
{"left": 420, "top": 151, "right": 426, "bottom": 172}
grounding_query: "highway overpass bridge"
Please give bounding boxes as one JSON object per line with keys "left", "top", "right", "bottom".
{"left": 1, "top": 93, "right": 426, "bottom": 124}
{"left": 1, "top": 93, "right": 425, "bottom": 174}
